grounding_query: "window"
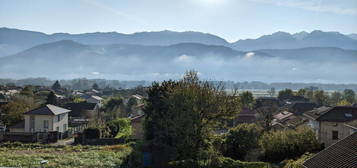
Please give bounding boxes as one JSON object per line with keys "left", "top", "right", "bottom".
{"left": 345, "top": 113, "right": 352, "bottom": 118}
{"left": 43, "top": 120, "right": 49, "bottom": 129}
{"left": 63, "top": 124, "right": 67, "bottom": 131}
{"left": 56, "top": 126, "right": 59, "bottom": 131}
{"left": 57, "top": 115, "right": 61, "bottom": 122}
{"left": 332, "top": 131, "right": 339, "bottom": 140}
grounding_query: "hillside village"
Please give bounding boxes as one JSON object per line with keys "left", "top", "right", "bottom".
{"left": 0, "top": 73, "right": 356, "bottom": 167}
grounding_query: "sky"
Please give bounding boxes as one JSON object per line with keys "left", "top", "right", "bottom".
{"left": 1, "top": 0, "right": 357, "bottom": 42}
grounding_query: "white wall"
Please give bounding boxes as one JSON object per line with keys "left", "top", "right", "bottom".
{"left": 24, "top": 113, "right": 68, "bottom": 133}
{"left": 24, "top": 115, "right": 54, "bottom": 132}
{"left": 53, "top": 113, "right": 68, "bottom": 133}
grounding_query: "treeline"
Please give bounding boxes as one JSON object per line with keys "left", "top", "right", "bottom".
{"left": 1, "top": 78, "right": 357, "bottom": 91}
{"left": 278, "top": 88, "right": 357, "bottom": 106}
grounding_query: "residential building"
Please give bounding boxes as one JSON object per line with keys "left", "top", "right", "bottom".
{"left": 344, "top": 120, "right": 357, "bottom": 134}
{"left": 303, "top": 132, "right": 357, "bottom": 168}
{"left": 65, "top": 102, "right": 98, "bottom": 132}
{"left": 23, "top": 104, "right": 70, "bottom": 133}
{"left": 233, "top": 108, "right": 257, "bottom": 126}
{"left": 272, "top": 111, "right": 307, "bottom": 129}
{"left": 65, "top": 102, "right": 99, "bottom": 119}
{"left": 86, "top": 95, "right": 103, "bottom": 107}
{"left": 288, "top": 102, "right": 316, "bottom": 115}
{"left": 304, "top": 106, "right": 357, "bottom": 146}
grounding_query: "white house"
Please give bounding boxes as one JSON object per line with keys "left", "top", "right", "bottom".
{"left": 22, "top": 104, "right": 70, "bottom": 133}
{"left": 86, "top": 95, "right": 103, "bottom": 107}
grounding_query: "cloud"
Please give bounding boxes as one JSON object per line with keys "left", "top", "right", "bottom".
{"left": 91, "top": 72, "right": 100, "bottom": 75}
{"left": 250, "top": 0, "right": 357, "bottom": 16}
{"left": 174, "top": 54, "right": 195, "bottom": 64}
{"left": 244, "top": 52, "right": 255, "bottom": 59}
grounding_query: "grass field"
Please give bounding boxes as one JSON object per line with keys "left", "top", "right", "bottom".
{"left": 0, "top": 142, "right": 132, "bottom": 168}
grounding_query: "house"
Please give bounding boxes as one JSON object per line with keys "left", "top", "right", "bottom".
{"left": 288, "top": 102, "right": 316, "bottom": 115}
{"left": 304, "top": 106, "right": 357, "bottom": 146}
{"left": 86, "top": 95, "right": 103, "bottom": 107}
{"left": 272, "top": 111, "right": 307, "bottom": 129}
{"left": 131, "top": 103, "right": 145, "bottom": 117}
{"left": 131, "top": 114, "right": 145, "bottom": 140}
{"left": 344, "top": 120, "right": 357, "bottom": 135}
{"left": 303, "top": 132, "right": 357, "bottom": 168}
{"left": 65, "top": 102, "right": 98, "bottom": 133}
{"left": 255, "top": 97, "right": 279, "bottom": 108}
{"left": 232, "top": 108, "right": 257, "bottom": 126}
{"left": 23, "top": 104, "right": 70, "bottom": 133}
{"left": 65, "top": 102, "right": 99, "bottom": 119}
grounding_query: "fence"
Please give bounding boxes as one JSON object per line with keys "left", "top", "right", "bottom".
{"left": 0, "top": 131, "right": 61, "bottom": 143}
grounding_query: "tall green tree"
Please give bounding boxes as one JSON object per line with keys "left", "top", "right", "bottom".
{"left": 20, "top": 85, "right": 34, "bottom": 97}
{"left": 45, "top": 91, "right": 57, "bottom": 105}
{"left": 92, "top": 83, "right": 100, "bottom": 90}
{"left": 329, "top": 91, "right": 343, "bottom": 106}
{"left": 104, "top": 97, "right": 124, "bottom": 119}
{"left": 51, "top": 80, "right": 62, "bottom": 91}
{"left": 312, "top": 90, "right": 328, "bottom": 106}
{"left": 144, "top": 71, "right": 241, "bottom": 167}
{"left": 278, "top": 89, "right": 294, "bottom": 101}
{"left": 296, "top": 88, "right": 307, "bottom": 97}
{"left": 255, "top": 100, "right": 278, "bottom": 131}
{"left": 239, "top": 91, "right": 254, "bottom": 109}
{"left": 0, "top": 95, "right": 38, "bottom": 125}
{"left": 343, "top": 89, "right": 356, "bottom": 104}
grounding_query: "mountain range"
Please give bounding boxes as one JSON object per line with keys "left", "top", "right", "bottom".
{"left": 0, "top": 27, "right": 356, "bottom": 82}
{"left": 1, "top": 28, "right": 357, "bottom": 57}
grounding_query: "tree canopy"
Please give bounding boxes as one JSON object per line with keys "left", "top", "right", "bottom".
{"left": 51, "top": 80, "right": 61, "bottom": 91}
{"left": 144, "top": 71, "right": 241, "bottom": 167}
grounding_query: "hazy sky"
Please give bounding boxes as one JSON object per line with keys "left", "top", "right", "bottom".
{"left": 1, "top": 0, "right": 357, "bottom": 41}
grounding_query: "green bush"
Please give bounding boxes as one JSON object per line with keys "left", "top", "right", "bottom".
{"left": 83, "top": 127, "right": 101, "bottom": 139}
{"left": 259, "top": 127, "right": 321, "bottom": 162}
{"left": 223, "top": 123, "right": 262, "bottom": 160}
{"left": 282, "top": 153, "right": 313, "bottom": 168}
{"left": 168, "top": 157, "right": 271, "bottom": 168}
{"left": 106, "top": 118, "right": 132, "bottom": 139}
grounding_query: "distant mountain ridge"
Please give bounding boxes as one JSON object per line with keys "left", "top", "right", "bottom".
{"left": 0, "top": 40, "right": 356, "bottom": 79}
{"left": 232, "top": 30, "right": 357, "bottom": 51}
{"left": 1, "top": 27, "right": 357, "bottom": 57}
{"left": 0, "top": 27, "right": 229, "bottom": 57}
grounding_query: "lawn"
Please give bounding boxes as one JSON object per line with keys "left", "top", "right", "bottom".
{"left": 0, "top": 142, "right": 132, "bottom": 168}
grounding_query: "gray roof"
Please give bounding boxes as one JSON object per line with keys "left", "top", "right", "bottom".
{"left": 303, "top": 132, "right": 357, "bottom": 168}
{"left": 303, "top": 106, "right": 332, "bottom": 120}
{"left": 304, "top": 106, "right": 357, "bottom": 122}
{"left": 24, "top": 104, "right": 70, "bottom": 115}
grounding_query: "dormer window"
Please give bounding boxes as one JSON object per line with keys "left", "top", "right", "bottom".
{"left": 345, "top": 113, "right": 352, "bottom": 118}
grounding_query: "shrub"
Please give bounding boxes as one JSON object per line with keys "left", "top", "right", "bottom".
{"left": 168, "top": 157, "right": 271, "bottom": 168}
{"left": 83, "top": 127, "right": 101, "bottom": 139}
{"left": 223, "top": 123, "right": 262, "bottom": 160}
{"left": 259, "top": 127, "right": 321, "bottom": 162}
{"left": 283, "top": 153, "right": 313, "bottom": 168}
{"left": 106, "top": 118, "right": 132, "bottom": 139}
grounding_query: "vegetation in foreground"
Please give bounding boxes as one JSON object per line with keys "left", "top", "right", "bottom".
{"left": 0, "top": 142, "right": 132, "bottom": 168}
